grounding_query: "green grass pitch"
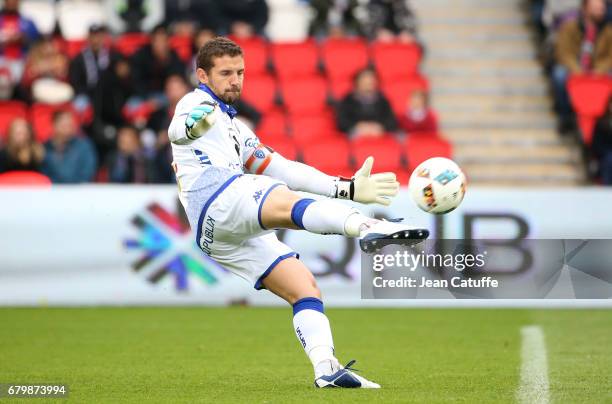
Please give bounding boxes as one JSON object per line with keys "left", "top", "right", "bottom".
{"left": 0, "top": 308, "right": 611, "bottom": 403}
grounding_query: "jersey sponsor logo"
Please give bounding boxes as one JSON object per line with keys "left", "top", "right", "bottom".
{"left": 253, "top": 189, "right": 263, "bottom": 204}
{"left": 193, "top": 149, "right": 211, "bottom": 166}
{"left": 201, "top": 215, "right": 216, "bottom": 256}
{"left": 244, "top": 138, "right": 259, "bottom": 148}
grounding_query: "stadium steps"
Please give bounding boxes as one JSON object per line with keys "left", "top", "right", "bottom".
{"left": 413, "top": 0, "right": 586, "bottom": 185}
{"left": 433, "top": 94, "right": 550, "bottom": 113}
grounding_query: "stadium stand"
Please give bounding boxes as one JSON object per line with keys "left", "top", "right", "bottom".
{"left": 0, "top": 0, "right": 456, "bottom": 186}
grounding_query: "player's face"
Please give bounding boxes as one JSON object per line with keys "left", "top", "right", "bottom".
{"left": 201, "top": 55, "right": 245, "bottom": 104}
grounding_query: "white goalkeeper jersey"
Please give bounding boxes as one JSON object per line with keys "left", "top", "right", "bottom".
{"left": 168, "top": 84, "right": 262, "bottom": 227}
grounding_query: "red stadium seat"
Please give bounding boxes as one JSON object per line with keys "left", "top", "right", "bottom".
{"left": 371, "top": 42, "right": 421, "bottom": 81}
{"left": 256, "top": 108, "right": 288, "bottom": 140}
{"left": 280, "top": 76, "right": 329, "bottom": 114}
{"left": 328, "top": 78, "right": 353, "bottom": 101}
{"left": 169, "top": 35, "right": 193, "bottom": 63}
{"left": 241, "top": 74, "right": 277, "bottom": 113}
{"left": 30, "top": 103, "right": 74, "bottom": 142}
{"left": 0, "top": 171, "right": 52, "bottom": 186}
{"left": 567, "top": 74, "right": 612, "bottom": 145}
{"left": 271, "top": 40, "right": 319, "bottom": 80}
{"left": 0, "top": 101, "right": 28, "bottom": 140}
{"left": 405, "top": 135, "right": 453, "bottom": 174}
{"left": 63, "top": 39, "right": 87, "bottom": 58}
{"left": 321, "top": 38, "right": 369, "bottom": 81}
{"left": 290, "top": 113, "right": 338, "bottom": 147}
{"left": 351, "top": 136, "right": 404, "bottom": 172}
{"left": 114, "top": 33, "right": 150, "bottom": 56}
{"left": 302, "top": 137, "right": 353, "bottom": 177}
{"left": 382, "top": 75, "right": 429, "bottom": 116}
{"left": 269, "top": 138, "right": 298, "bottom": 161}
{"left": 233, "top": 37, "right": 269, "bottom": 76}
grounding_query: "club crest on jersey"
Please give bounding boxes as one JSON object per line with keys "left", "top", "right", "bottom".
{"left": 254, "top": 150, "right": 266, "bottom": 159}
{"left": 193, "top": 149, "right": 211, "bottom": 166}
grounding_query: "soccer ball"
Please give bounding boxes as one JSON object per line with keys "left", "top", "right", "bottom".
{"left": 408, "top": 157, "right": 466, "bottom": 214}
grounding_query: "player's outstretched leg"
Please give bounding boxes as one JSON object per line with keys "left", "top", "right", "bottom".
{"left": 261, "top": 257, "right": 380, "bottom": 388}
{"left": 260, "top": 186, "right": 429, "bottom": 253}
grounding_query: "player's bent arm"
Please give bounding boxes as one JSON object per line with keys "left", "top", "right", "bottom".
{"left": 246, "top": 145, "right": 400, "bottom": 206}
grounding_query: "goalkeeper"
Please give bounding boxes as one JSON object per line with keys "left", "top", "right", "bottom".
{"left": 168, "top": 37, "right": 428, "bottom": 389}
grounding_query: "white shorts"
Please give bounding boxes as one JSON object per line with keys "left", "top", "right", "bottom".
{"left": 195, "top": 174, "right": 298, "bottom": 289}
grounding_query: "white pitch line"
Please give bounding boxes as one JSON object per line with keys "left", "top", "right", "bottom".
{"left": 517, "top": 325, "right": 550, "bottom": 404}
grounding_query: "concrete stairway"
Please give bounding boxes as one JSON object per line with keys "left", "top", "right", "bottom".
{"left": 412, "top": 0, "right": 585, "bottom": 185}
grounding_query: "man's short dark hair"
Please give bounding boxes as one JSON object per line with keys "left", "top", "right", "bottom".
{"left": 196, "top": 37, "right": 243, "bottom": 73}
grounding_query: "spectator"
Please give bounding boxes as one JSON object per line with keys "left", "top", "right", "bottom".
{"left": 69, "top": 24, "right": 124, "bottom": 158}
{"left": 0, "top": 0, "right": 40, "bottom": 87}
{"left": 0, "top": 118, "right": 44, "bottom": 173}
{"left": 130, "top": 23, "right": 184, "bottom": 98}
{"left": 107, "top": 125, "right": 157, "bottom": 183}
{"left": 592, "top": 100, "right": 612, "bottom": 184}
{"left": 42, "top": 110, "right": 97, "bottom": 183}
{"left": 188, "top": 28, "right": 215, "bottom": 86}
{"left": 553, "top": 0, "right": 612, "bottom": 132}
{"left": 308, "top": 0, "right": 364, "bottom": 38}
{"left": 336, "top": 68, "right": 397, "bottom": 138}
{"left": 363, "top": 0, "right": 419, "bottom": 43}
{"left": 145, "top": 74, "right": 188, "bottom": 183}
{"left": 398, "top": 89, "right": 438, "bottom": 134}
{"left": 218, "top": 0, "right": 269, "bottom": 37}
{"left": 165, "top": 1, "right": 210, "bottom": 31}
{"left": 19, "top": 37, "right": 72, "bottom": 103}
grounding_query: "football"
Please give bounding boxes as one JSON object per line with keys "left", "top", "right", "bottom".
{"left": 408, "top": 157, "right": 466, "bottom": 214}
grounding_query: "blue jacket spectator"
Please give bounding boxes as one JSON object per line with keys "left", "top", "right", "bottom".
{"left": 42, "top": 110, "right": 98, "bottom": 183}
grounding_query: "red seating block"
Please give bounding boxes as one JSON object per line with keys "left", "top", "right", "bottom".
{"left": 271, "top": 40, "right": 319, "bottom": 80}
{"left": 351, "top": 136, "right": 404, "bottom": 172}
{"left": 382, "top": 75, "right": 429, "bottom": 115}
{"left": 328, "top": 78, "right": 353, "bottom": 101}
{"left": 256, "top": 108, "right": 288, "bottom": 141}
{"left": 290, "top": 113, "right": 338, "bottom": 147}
{"left": 0, "top": 171, "right": 52, "bottom": 186}
{"left": 280, "top": 76, "right": 328, "bottom": 114}
{"left": 241, "top": 74, "right": 277, "bottom": 113}
{"left": 405, "top": 135, "right": 453, "bottom": 174}
{"left": 321, "top": 38, "right": 369, "bottom": 81}
{"left": 302, "top": 137, "right": 353, "bottom": 177}
{"left": 371, "top": 42, "right": 421, "bottom": 81}
{"left": 567, "top": 74, "right": 612, "bottom": 145}
{"left": 269, "top": 139, "right": 298, "bottom": 161}
{"left": 0, "top": 101, "right": 28, "bottom": 140}
{"left": 30, "top": 103, "right": 74, "bottom": 142}
{"left": 234, "top": 37, "right": 269, "bottom": 76}
{"left": 114, "top": 33, "right": 150, "bottom": 56}
{"left": 169, "top": 35, "right": 193, "bottom": 63}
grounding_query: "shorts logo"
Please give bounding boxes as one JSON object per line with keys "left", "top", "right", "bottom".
{"left": 253, "top": 189, "right": 263, "bottom": 203}
{"left": 201, "top": 215, "right": 215, "bottom": 256}
{"left": 193, "top": 149, "right": 211, "bottom": 166}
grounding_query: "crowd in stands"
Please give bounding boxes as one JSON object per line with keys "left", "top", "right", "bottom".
{"left": 532, "top": 0, "right": 612, "bottom": 184}
{"left": 0, "top": 0, "right": 445, "bottom": 185}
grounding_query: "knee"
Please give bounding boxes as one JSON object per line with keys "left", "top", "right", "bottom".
{"left": 288, "top": 276, "right": 321, "bottom": 304}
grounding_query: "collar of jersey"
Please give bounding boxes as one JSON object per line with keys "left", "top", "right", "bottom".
{"left": 198, "top": 83, "right": 238, "bottom": 119}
